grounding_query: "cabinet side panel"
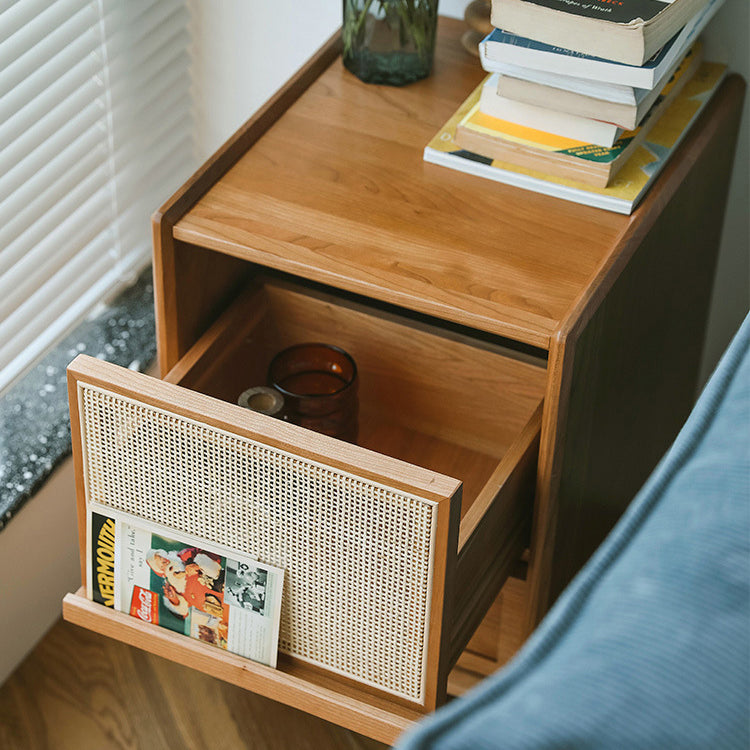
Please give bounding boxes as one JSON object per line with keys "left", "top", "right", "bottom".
{"left": 172, "top": 242, "right": 254, "bottom": 369}
{"left": 527, "top": 76, "right": 746, "bottom": 626}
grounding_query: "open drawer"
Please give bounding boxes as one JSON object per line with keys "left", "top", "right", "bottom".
{"left": 63, "top": 274, "right": 545, "bottom": 744}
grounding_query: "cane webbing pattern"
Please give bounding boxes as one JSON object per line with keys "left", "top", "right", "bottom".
{"left": 78, "top": 383, "right": 438, "bottom": 703}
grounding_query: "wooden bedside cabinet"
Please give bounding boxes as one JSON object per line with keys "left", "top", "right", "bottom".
{"left": 62, "top": 18, "right": 745, "bottom": 745}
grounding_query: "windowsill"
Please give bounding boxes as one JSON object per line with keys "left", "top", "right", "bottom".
{"left": 0, "top": 267, "right": 157, "bottom": 532}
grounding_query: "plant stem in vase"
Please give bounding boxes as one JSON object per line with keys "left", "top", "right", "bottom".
{"left": 342, "top": 0, "right": 439, "bottom": 86}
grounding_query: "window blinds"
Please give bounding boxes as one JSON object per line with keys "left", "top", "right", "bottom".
{"left": 0, "top": 0, "right": 195, "bottom": 392}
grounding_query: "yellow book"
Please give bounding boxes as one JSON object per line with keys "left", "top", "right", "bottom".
{"left": 423, "top": 60, "right": 726, "bottom": 214}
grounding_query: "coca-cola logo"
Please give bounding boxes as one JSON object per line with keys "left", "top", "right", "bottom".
{"left": 131, "top": 586, "right": 155, "bottom": 623}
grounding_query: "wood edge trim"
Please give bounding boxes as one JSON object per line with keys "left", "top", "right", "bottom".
{"left": 162, "top": 280, "right": 268, "bottom": 386}
{"left": 168, "top": 226, "right": 558, "bottom": 351}
{"left": 557, "top": 75, "right": 747, "bottom": 346}
{"left": 427, "top": 485, "right": 462, "bottom": 710}
{"left": 66, "top": 367, "right": 88, "bottom": 589}
{"left": 458, "top": 400, "right": 543, "bottom": 550}
{"left": 524, "top": 329, "right": 574, "bottom": 632}
{"left": 66, "top": 354, "right": 461, "bottom": 504}
{"left": 151, "top": 219, "right": 176, "bottom": 376}
{"left": 62, "top": 590, "right": 417, "bottom": 746}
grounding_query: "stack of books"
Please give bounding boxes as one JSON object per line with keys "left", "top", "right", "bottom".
{"left": 424, "top": 0, "right": 728, "bottom": 214}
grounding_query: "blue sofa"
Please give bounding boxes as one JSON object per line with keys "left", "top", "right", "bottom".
{"left": 398, "top": 315, "right": 750, "bottom": 750}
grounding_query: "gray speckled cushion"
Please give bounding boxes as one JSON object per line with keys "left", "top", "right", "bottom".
{"left": 0, "top": 268, "right": 155, "bottom": 530}
{"left": 397, "top": 314, "right": 750, "bottom": 750}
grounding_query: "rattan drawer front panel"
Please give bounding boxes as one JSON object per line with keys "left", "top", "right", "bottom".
{"left": 77, "top": 380, "right": 442, "bottom": 703}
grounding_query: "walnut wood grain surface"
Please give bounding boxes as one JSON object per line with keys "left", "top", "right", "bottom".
{"left": 526, "top": 74, "right": 747, "bottom": 627}
{"left": 173, "top": 17, "right": 635, "bottom": 351}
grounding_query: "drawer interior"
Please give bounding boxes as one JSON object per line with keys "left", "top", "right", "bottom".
{"left": 165, "top": 274, "right": 547, "bottom": 521}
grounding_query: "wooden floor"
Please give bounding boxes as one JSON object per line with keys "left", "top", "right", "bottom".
{"left": 0, "top": 619, "right": 388, "bottom": 750}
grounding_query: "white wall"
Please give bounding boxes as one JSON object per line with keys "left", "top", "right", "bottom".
{"left": 188, "top": 0, "right": 749, "bottom": 382}
{"left": 0, "top": 459, "right": 80, "bottom": 686}
{"left": 187, "top": 0, "right": 466, "bottom": 157}
{"left": 188, "top": 0, "right": 341, "bottom": 159}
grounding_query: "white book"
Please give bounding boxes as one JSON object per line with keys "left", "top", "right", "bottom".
{"left": 423, "top": 60, "right": 727, "bottom": 215}
{"left": 495, "top": 43, "right": 697, "bottom": 130}
{"left": 479, "top": 74, "right": 622, "bottom": 147}
{"left": 486, "top": 61, "right": 640, "bottom": 104}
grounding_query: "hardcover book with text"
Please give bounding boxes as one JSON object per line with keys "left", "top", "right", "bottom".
{"left": 490, "top": 0, "right": 711, "bottom": 65}
{"left": 480, "top": 0, "right": 723, "bottom": 89}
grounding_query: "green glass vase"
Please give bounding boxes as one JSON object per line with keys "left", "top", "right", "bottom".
{"left": 342, "top": 0, "right": 439, "bottom": 86}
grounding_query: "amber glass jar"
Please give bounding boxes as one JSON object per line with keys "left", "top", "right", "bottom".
{"left": 268, "top": 343, "right": 358, "bottom": 443}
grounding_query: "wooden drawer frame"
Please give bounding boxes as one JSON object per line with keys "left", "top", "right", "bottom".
{"left": 64, "top": 271, "right": 544, "bottom": 744}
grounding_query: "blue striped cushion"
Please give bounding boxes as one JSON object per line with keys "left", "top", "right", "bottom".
{"left": 397, "top": 314, "right": 750, "bottom": 750}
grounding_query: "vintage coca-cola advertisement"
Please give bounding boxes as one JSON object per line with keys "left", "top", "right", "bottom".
{"left": 88, "top": 503, "right": 284, "bottom": 668}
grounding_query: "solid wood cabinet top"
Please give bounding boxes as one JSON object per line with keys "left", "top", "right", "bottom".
{"left": 171, "top": 17, "right": 733, "bottom": 350}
